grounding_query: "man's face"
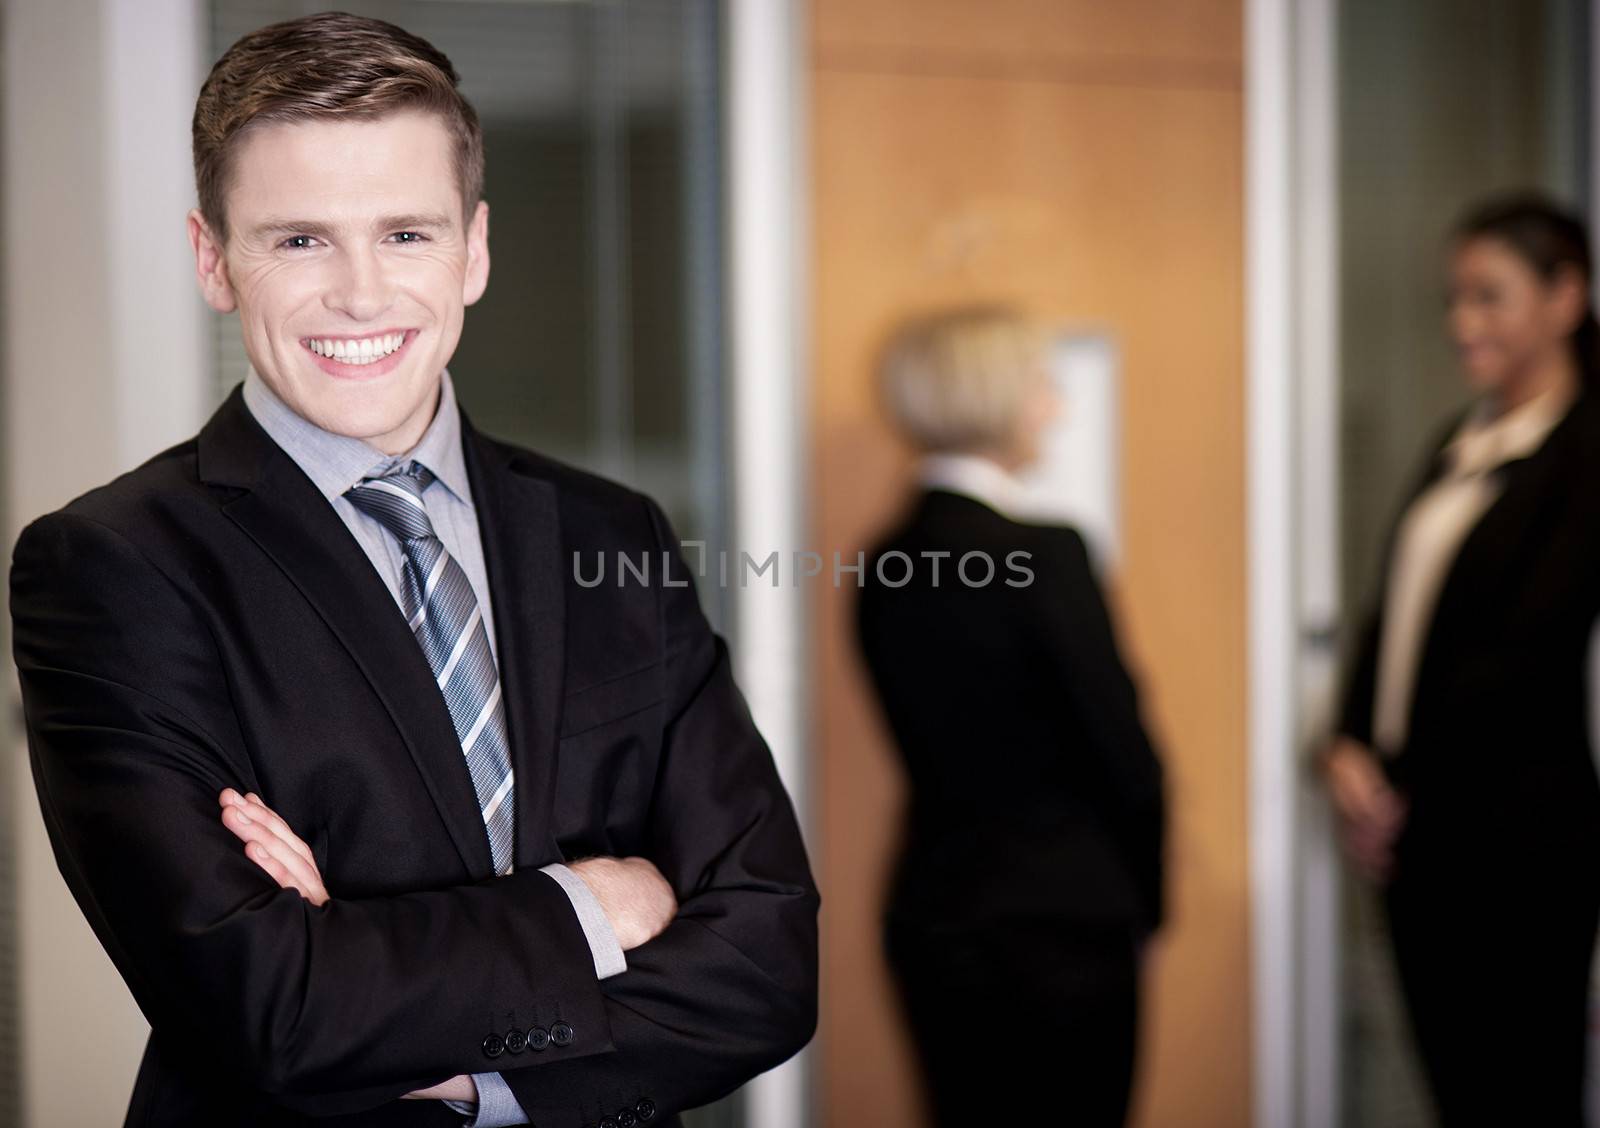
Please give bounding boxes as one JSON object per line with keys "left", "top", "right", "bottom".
{"left": 188, "top": 110, "right": 489, "bottom": 454}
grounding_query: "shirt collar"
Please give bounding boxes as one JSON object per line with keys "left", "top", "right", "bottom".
{"left": 1446, "top": 372, "right": 1579, "bottom": 478}
{"left": 242, "top": 365, "right": 474, "bottom": 506}
{"left": 917, "top": 451, "right": 1026, "bottom": 518}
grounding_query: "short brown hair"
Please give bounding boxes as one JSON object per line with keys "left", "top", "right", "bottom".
{"left": 192, "top": 11, "right": 484, "bottom": 243}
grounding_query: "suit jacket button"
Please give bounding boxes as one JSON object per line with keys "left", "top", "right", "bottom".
{"left": 617, "top": 1109, "right": 638, "bottom": 1128}
{"left": 505, "top": 1028, "right": 527, "bottom": 1053}
{"left": 599, "top": 1118, "right": 619, "bottom": 1128}
{"left": 481, "top": 1033, "right": 505, "bottom": 1059}
{"left": 635, "top": 1098, "right": 656, "bottom": 1120}
{"left": 550, "top": 1021, "right": 575, "bottom": 1047}
{"left": 526, "top": 1025, "right": 551, "bottom": 1051}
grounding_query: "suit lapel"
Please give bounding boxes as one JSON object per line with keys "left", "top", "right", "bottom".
{"left": 1415, "top": 387, "right": 1594, "bottom": 686}
{"left": 458, "top": 407, "right": 568, "bottom": 868}
{"left": 197, "top": 384, "right": 496, "bottom": 879}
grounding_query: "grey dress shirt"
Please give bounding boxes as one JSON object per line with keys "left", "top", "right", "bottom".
{"left": 242, "top": 365, "right": 625, "bottom": 1126}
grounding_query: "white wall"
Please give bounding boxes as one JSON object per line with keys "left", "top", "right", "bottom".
{"left": 2, "top": 1, "right": 207, "bottom": 1123}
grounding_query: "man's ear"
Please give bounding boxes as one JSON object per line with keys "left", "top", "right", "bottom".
{"left": 462, "top": 199, "right": 490, "bottom": 307}
{"left": 187, "top": 207, "right": 237, "bottom": 314}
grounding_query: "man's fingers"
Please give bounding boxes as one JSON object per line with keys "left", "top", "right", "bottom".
{"left": 243, "top": 840, "right": 312, "bottom": 900}
{"left": 220, "top": 800, "right": 278, "bottom": 851}
{"left": 261, "top": 839, "right": 326, "bottom": 901}
{"left": 243, "top": 840, "right": 329, "bottom": 903}
{"left": 240, "top": 791, "right": 318, "bottom": 868}
{"left": 404, "top": 1075, "right": 478, "bottom": 1102}
{"left": 218, "top": 788, "right": 317, "bottom": 869}
{"left": 222, "top": 804, "right": 327, "bottom": 903}
{"left": 224, "top": 805, "right": 309, "bottom": 883}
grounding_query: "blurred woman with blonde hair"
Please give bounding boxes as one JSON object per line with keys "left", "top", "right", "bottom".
{"left": 854, "top": 304, "right": 1167, "bottom": 1126}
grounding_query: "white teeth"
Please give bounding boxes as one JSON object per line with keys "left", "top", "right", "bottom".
{"left": 305, "top": 332, "right": 407, "bottom": 365}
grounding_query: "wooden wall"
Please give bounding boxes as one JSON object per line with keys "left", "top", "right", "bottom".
{"left": 807, "top": 2, "right": 1250, "bottom": 1124}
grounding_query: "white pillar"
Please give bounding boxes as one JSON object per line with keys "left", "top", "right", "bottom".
{"left": 1245, "top": 0, "right": 1299, "bottom": 1124}
{"left": 1248, "top": 0, "right": 1344, "bottom": 1123}
{"left": 3, "top": 1, "right": 207, "bottom": 1123}
{"left": 726, "top": 1, "right": 812, "bottom": 1126}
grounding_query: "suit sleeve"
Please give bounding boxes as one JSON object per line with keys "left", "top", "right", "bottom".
{"left": 446, "top": 1073, "right": 529, "bottom": 1127}
{"left": 500, "top": 495, "right": 819, "bottom": 1128}
{"left": 9, "top": 511, "right": 613, "bottom": 1116}
{"left": 1030, "top": 526, "right": 1166, "bottom": 933}
{"left": 1328, "top": 408, "right": 1465, "bottom": 760}
{"left": 1333, "top": 601, "right": 1382, "bottom": 748}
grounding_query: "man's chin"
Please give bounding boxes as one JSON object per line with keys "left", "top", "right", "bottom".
{"left": 296, "top": 397, "right": 413, "bottom": 445}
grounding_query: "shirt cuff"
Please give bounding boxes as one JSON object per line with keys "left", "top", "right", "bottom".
{"left": 539, "top": 861, "right": 627, "bottom": 978}
{"left": 442, "top": 1072, "right": 529, "bottom": 1127}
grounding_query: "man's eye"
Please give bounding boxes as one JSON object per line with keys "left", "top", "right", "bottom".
{"left": 281, "top": 235, "right": 319, "bottom": 250}
{"left": 391, "top": 231, "right": 428, "bottom": 245}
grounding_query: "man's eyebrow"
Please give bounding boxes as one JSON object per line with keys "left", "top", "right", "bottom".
{"left": 376, "top": 212, "right": 455, "bottom": 232}
{"left": 249, "top": 218, "right": 338, "bottom": 241}
{"left": 247, "top": 213, "right": 457, "bottom": 241}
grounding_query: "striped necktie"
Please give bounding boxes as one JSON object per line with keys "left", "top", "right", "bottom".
{"left": 344, "top": 459, "right": 516, "bottom": 875}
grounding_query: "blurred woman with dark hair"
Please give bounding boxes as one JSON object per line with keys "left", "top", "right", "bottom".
{"left": 855, "top": 305, "right": 1165, "bottom": 1127}
{"left": 1323, "top": 193, "right": 1600, "bottom": 1125}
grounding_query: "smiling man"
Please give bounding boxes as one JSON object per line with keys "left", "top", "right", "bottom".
{"left": 8, "top": 13, "right": 817, "bottom": 1128}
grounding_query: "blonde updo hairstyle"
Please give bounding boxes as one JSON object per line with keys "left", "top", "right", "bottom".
{"left": 875, "top": 304, "right": 1049, "bottom": 455}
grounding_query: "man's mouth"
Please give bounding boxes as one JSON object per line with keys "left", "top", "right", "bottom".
{"left": 301, "top": 330, "right": 414, "bottom": 366}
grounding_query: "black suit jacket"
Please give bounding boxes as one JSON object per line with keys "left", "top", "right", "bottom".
{"left": 8, "top": 383, "right": 818, "bottom": 1127}
{"left": 1335, "top": 382, "right": 1600, "bottom": 891}
{"left": 854, "top": 488, "right": 1165, "bottom": 937}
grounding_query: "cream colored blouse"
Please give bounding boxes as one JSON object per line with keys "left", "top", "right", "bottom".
{"left": 1371, "top": 377, "right": 1579, "bottom": 755}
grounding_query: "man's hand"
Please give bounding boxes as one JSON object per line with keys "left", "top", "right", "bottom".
{"left": 566, "top": 856, "right": 678, "bottom": 950}
{"left": 219, "top": 788, "right": 481, "bottom": 1104}
{"left": 218, "top": 788, "right": 328, "bottom": 906}
{"left": 217, "top": 794, "right": 674, "bottom": 1101}
{"left": 1322, "top": 737, "right": 1407, "bottom": 882}
{"left": 400, "top": 1075, "right": 478, "bottom": 1103}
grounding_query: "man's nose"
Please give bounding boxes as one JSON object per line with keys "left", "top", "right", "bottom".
{"left": 324, "top": 247, "right": 394, "bottom": 322}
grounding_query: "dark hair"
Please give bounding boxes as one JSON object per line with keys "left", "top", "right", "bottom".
{"left": 193, "top": 12, "right": 484, "bottom": 244}
{"left": 1453, "top": 191, "right": 1599, "bottom": 387}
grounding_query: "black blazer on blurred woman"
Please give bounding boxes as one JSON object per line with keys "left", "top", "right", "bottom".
{"left": 855, "top": 487, "right": 1166, "bottom": 937}
{"left": 1332, "top": 381, "right": 1600, "bottom": 1124}
{"left": 1336, "top": 382, "right": 1600, "bottom": 881}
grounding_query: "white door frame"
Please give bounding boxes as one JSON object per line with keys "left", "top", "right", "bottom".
{"left": 726, "top": 2, "right": 812, "bottom": 1127}
{"left": 1247, "top": 0, "right": 1342, "bottom": 1124}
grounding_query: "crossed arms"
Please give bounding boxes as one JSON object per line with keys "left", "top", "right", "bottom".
{"left": 8, "top": 497, "right": 819, "bottom": 1124}
{"left": 217, "top": 788, "right": 679, "bottom": 1110}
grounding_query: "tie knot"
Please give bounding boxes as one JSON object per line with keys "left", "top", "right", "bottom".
{"left": 344, "top": 459, "right": 438, "bottom": 543}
